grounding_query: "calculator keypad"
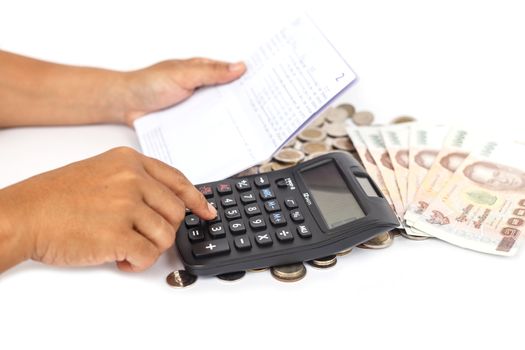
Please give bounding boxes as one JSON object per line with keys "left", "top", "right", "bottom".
{"left": 187, "top": 176, "right": 313, "bottom": 259}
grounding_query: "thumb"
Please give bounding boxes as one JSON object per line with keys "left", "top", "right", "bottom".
{"left": 181, "top": 57, "right": 246, "bottom": 88}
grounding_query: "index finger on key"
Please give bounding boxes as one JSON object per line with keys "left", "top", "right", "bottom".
{"left": 140, "top": 155, "right": 217, "bottom": 220}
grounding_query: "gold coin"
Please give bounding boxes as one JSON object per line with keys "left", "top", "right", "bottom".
{"left": 272, "top": 161, "right": 296, "bottom": 170}
{"left": 324, "top": 107, "right": 350, "bottom": 123}
{"left": 247, "top": 267, "right": 269, "bottom": 272}
{"left": 399, "top": 229, "right": 430, "bottom": 241}
{"left": 258, "top": 162, "right": 275, "bottom": 173}
{"left": 302, "top": 141, "right": 331, "bottom": 155}
{"left": 297, "top": 127, "right": 327, "bottom": 142}
{"left": 352, "top": 111, "right": 375, "bottom": 126}
{"left": 304, "top": 151, "right": 331, "bottom": 161}
{"left": 166, "top": 270, "right": 197, "bottom": 288}
{"left": 357, "top": 231, "right": 394, "bottom": 249}
{"left": 235, "top": 166, "right": 259, "bottom": 177}
{"left": 391, "top": 115, "right": 416, "bottom": 124}
{"left": 284, "top": 137, "right": 298, "bottom": 148}
{"left": 271, "top": 263, "right": 307, "bottom": 282}
{"left": 337, "top": 103, "right": 356, "bottom": 117}
{"left": 307, "top": 255, "right": 337, "bottom": 269}
{"left": 336, "top": 247, "right": 353, "bottom": 256}
{"left": 310, "top": 114, "right": 325, "bottom": 127}
{"left": 216, "top": 271, "right": 246, "bottom": 282}
{"left": 273, "top": 148, "right": 305, "bottom": 164}
{"left": 324, "top": 122, "right": 348, "bottom": 138}
{"left": 293, "top": 140, "right": 304, "bottom": 150}
{"left": 332, "top": 137, "right": 355, "bottom": 151}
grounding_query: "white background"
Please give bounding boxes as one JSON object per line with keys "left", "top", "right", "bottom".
{"left": 1, "top": 1, "right": 524, "bottom": 349}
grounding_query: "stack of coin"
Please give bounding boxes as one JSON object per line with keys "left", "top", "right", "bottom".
{"left": 357, "top": 232, "right": 394, "bottom": 249}
{"left": 271, "top": 263, "right": 307, "bottom": 282}
{"left": 307, "top": 255, "right": 337, "bottom": 269}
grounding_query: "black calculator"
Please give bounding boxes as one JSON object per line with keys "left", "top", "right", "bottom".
{"left": 176, "top": 152, "right": 398, "bottom": 276}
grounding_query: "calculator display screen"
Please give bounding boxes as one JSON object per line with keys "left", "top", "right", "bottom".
{"left": 301, "top": 161, "right": 365, "bottom": 229}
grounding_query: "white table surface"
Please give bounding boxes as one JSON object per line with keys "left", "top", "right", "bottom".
{"left": 1, "top": 1, "right": 524, "bottom": 349}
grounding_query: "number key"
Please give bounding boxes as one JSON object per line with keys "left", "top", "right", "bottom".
{"left": 224, "top": 207, "right": 241, "bottom": 220}
{"left": 221, "top": 196, "right": 237, "bottom": 208}
{"left": 249, "top": 216, "right": 267, "bottom": 230}
{"left": 245, "top": 203, "right": 261, "bottom": 216}
{"left": 240, "top": 192, "right": 256, "bottom": 204}
{"left": 209, "top": 223, "right": 226, "bottom": 238}
{"left": 229, "top": 220, "right": 246, "bottom": 235}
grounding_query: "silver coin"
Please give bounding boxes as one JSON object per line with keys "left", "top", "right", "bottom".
{"left": 216, "top": 271, "right": 246, "bottom": 282}
{"left": 302, "top": 141, "right": 331, "bottom": 155}
{"left": 357, "top": 231, "right": 394, "bottom": 249}
{"left": 336, "top": 247, "right": 353, "bottom": 256}
{"left": 337, "top": 103, "right": 356, "bottom": 117}
{"left": 391, "top": 115, "right": 416, "bottom": 124}
{"left": 297, "top": 127, "right": 327, "bottom": 142}
{"left": 399, "top": 229, "right": 430, "bottom": 241}
{"left": 271, "top": 263, "right": 307, "bottom": 282}
{"left": 166, "top": 270, "right": 197, "bottom": 288}
{"left": 332, "top": 137, "right": 355, "bottom": 151}
{"left": 307, "top": 255, "right": 337, "bottom": 269}
{"left": 352, "top": 111, "right": 375, "bottom": 126}
{"left": 324, "top": 122, "right": 348, "bottom": 138}
{"left": 273, "top": 148, "right": 305, "bottom": 164}
{"left": 325, "top": 106, "right": 350, "bottom": 123}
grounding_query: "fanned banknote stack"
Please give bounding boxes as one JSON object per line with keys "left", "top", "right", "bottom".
{"left": 347, "top": 124, "right": 525, "bottom": 256}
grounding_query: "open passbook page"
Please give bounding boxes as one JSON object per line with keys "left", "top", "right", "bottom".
{"left": 134, "top": 15, "right": 356, "bottom": 184}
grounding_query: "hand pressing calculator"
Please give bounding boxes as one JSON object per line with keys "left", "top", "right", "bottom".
{"left": 176, "top": 152, "right": 398, "bottom": 276}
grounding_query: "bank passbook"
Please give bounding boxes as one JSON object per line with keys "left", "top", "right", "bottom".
{"left": 176, "top": 153, "right": 399, "bottom": 276}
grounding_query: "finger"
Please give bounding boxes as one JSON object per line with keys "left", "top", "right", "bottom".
{"left": 140, "top": 156, "right": 217, "bottom": 220}
{"left": 140, "top": 172, "right": 187, "bottom": 229}
{"left": 117, "top": 231, "right": 160, "bottom": 272}
{"left": 133, "top": 205, "right": 176, "bottom": 252}
{"left": 180, "top": 57, "right": 246, "bottom": 88}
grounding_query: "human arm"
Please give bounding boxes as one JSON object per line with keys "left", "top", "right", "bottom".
{"left": 0, "top": 50, "right": 246, "bottom": 127}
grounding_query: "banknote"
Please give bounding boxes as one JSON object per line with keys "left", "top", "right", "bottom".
{"left": 409, "top": 140, "right": 525, "bottom": 256}
{"left": 347, "top": 126, "right": 394, "bottom": 209}
{"left": 404, "top": 127, "right": 481, "bottom": 225}
{"left": 358, "top": 126, "right": 405, "bottom": 218}
{"left": 406, "top": 124, "right": 449, "bottom": 205}
{"left": 381, "top": 123, "right": 411, "bottom": 208}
